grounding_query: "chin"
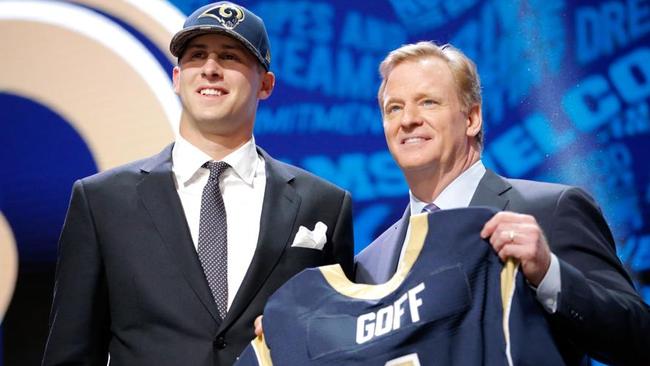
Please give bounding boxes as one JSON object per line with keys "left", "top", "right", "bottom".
{"left": 397, "top": 157, "right": 437, "bottom": 172}
{"left": 195, "top": 113, "right": 227, "bottom": 124}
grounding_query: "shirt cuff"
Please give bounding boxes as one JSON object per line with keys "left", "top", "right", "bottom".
{"left": 535, "top": 253, "right": 561, "bottom": 313}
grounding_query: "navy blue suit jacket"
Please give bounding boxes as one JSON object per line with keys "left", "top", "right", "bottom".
{"left": 355, "top": 169, "right": 650, "bottom": 365}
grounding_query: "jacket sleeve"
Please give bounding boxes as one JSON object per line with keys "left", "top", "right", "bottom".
{"left": 42, "top": 180, "right": 110, "bottom": 366}
{"left": 327, "top": 190, "right": 355, "bottom": 280}
{"left": 548, "top": 187, "right": 650, "bottom": 365}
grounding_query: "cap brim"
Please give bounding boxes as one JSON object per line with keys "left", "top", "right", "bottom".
{"left": 170, "top": 26, "right": 268, "bottom": 70}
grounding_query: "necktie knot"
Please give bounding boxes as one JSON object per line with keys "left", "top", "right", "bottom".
{"left": 204, "top": 161, "right": 230, "bottom": 180}
{"left": 421, "top": 203, "right": 440, "bottom": 214}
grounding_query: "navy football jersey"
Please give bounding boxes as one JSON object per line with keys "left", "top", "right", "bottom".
{"left": 236, "top": 207, "right": 564, "bottom": 365}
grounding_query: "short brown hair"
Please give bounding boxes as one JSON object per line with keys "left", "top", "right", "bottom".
{"left": 377, "top": 41, "right": 483, "bottom": 147}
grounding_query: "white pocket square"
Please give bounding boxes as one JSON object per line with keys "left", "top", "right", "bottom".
{"left": 291, "top": 221, "right": 328, "bottom": 250}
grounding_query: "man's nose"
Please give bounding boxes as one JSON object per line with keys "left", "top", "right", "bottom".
{"left": 201, "top": 56, "right": 222, "bottom": 79}
{"left": 400, "top": 105, "right": 423, "bottom": 128}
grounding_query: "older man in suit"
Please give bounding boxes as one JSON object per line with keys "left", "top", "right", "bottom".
{"left": 42, "top": 2, "right": 353, "bottom": 365}
{"left": 354, "top": 41, "right": 649, "bottom": 365}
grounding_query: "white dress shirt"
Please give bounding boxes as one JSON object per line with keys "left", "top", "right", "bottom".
{"left": 401, "top": 160, "right": 561, "bottom": 313}
{"left": 172, "top": 136, "right": 266, "bottom": 310}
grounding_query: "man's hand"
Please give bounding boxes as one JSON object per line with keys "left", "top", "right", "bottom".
{"left": 480, "top": 211, "right": 552, "bottom": 287}
{"left": 254, "top": 315, "right": 263, "bottom": 337}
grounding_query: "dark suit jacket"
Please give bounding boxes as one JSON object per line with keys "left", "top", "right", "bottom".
{"left": 355, "top": 169, "right": 650, "bottom": 365}
{"left": 43, "top": 144, "right": 354, "bottom": 366}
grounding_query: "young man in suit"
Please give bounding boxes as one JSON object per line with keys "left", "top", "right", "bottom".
{"left": 354, "top": 41, "right": 649, "bottom": 365}
{"left": 42, "top": 2, "right": 353, "bottom": 365}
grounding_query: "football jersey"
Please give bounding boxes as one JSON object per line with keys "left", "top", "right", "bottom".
{"left": 236, "top": 207, "right": 565, "bottom": 366}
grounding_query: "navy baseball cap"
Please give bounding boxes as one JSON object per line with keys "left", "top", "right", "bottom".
{"left": 170, "top": 1, "right": 271, "bottom": 70}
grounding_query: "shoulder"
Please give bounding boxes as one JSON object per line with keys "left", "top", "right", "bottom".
{"left": 285, "top": 161, "right": 343, "bottom": 190}
{"left": 79, "top": 144, "right": 172, "bottom": 190}
{"left": 505, "top": 177, "right": 595, "bottom": 207}
{"left": 81, "top": 159, "right": 144, "bottom": 185}
{"left": 497, "top": 175, "right": 604, "bottom": 233}
{"left": 477, "top": 169, "right": 580, "bottom": 207}
{"left": 262, "top": 150, "right": 348, "bottom": 195}
{"left": 507, "top": 177, "right": 571, "bottom": 196}
{"left": 485, "top": 166, "right": 592, "bottom": 207}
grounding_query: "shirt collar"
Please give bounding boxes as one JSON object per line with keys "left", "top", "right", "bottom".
{"left": 409, "top": 160, "right": 486, "bottom": 214}
{"left": 172, "top": 135, "right": 260, "bottom": 186}
{"left": 221, "top": 137, "right": 260, "bottom": 186}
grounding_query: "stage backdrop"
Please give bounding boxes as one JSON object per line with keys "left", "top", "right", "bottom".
{"left": 1, "top": 0, "right": 648, "bottom": 365}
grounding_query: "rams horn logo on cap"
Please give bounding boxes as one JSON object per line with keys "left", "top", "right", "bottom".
{"left": 199, "top": 3, "right": 245, "bottom": 30}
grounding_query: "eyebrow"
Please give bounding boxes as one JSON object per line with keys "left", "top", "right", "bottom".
{"left": 382, "top": 98, "right": 403, "bottom": 113}
{"left": 385, "top": 91, "right": 436, "bottom": 103}
{"left": 383, "top": 97, "right": 402, "bottom": 106}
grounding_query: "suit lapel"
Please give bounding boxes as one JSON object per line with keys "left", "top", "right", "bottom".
{"left": 469, "top": 169, "right": 512, "bottom": 210}
{"left": 219, "top": 148, "right": 300, "bottom": 331}
{"left": 137, "top": 144, "right": 222, "bottom": 324}
{"left": 382, "top": 207, "right": 410, "bottom": 283}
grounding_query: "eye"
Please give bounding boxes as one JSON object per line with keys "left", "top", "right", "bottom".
{"left": 182, "top": 50, "right": 207, "bottom": 62}
{"left": 220, "top": 52, "right": 240, "bottom": 61}
{"left": 385, "top": 104, "right": 403, "bottom": 114}
{"left": 421, "top": 99, "right": 437, "bottom": 107}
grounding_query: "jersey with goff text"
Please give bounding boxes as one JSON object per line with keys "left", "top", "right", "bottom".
{"left": 235, "top": 207, "right": 565, "bottom": 366}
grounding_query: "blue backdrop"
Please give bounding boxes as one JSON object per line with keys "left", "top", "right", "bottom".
{"left": 1, "top": 0, "right": 648, "bottom": 364}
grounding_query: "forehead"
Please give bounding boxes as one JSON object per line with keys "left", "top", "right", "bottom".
{"left": 384, "top": 57, "right": 455, "bottom": 95}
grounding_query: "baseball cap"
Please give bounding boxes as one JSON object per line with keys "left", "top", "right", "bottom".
{"left": 169, "top": 1, "right": 271, "bottom": 70}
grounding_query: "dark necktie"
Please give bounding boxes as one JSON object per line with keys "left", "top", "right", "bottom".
{"left": 421, "top": 203, "right": 440, "bottom": 214}
{"left": 198, "top": 161, "right": 230, "bottom": 319}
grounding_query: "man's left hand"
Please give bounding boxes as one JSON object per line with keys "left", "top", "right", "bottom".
{"left": 480, "top": 211, "right": 551, "bottom": 287}
{"left": 254, "top": 315, "right": 263, "bottom": 337}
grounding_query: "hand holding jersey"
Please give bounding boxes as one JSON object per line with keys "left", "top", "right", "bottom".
{"left": 481, "top": 211, "right": 552, "bottom": 287}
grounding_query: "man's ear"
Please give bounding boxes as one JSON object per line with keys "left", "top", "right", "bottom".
{"left": 258, "top": 71, "right": 275, "bottom": 100}
{"left": 466, "top": 104, "right": 482, "bottom": 138}
{"left": 172, "top": 66, "right": 181, "bottom": 94}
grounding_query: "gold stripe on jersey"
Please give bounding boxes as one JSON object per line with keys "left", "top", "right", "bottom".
{"left": 500, "top": 257, "right": 519, "bottom": 366}
{"left": 319, "top": 213, "right": 429, "bottom": 300}
{"left": 251, "top": 334, "right": 273, "bottom": 366}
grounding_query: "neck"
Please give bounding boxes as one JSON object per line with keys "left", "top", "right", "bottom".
{"left": 179, "top": 120, "right": 252, "bottom": 161}
{"left": 405, "top": 149, "right": 481, "bottom": 203}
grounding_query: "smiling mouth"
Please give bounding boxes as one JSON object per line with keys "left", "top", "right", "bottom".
{"left": 402, "top": 137, "right": 429, "bottom": 144}
{"left": 198, "top": 88, "right": 226, "bottom": 96}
